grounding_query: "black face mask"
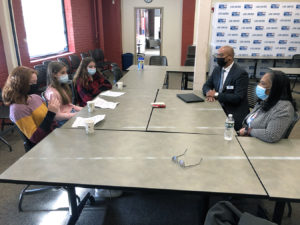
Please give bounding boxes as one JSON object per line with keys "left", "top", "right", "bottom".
{"left": 217, "top": 57, "right": 227, "bottom": 68}
{"left": 28, "top": 84, "right": 39, "bottom": 95}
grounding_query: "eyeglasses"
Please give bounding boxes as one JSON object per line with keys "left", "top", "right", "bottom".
{"left": 172, "top": 149, "right": 203, "bottom": 168}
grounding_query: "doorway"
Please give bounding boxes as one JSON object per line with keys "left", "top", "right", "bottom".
{"left": 135, "top": 8, "right": 162, "bottom": 64}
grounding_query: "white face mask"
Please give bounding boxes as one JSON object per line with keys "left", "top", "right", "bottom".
{"left": 58, "top": 74, "right": 69, "bottom": 84}
{"left": 88, "top": 68, "right": 96, "bottom": 75}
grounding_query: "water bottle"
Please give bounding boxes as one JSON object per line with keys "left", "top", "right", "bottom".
{"left": 137, "top": 56, "right": 144, "bottom": 70}
{"left": 224, "top": 114, "right": 235, "bottom": 141}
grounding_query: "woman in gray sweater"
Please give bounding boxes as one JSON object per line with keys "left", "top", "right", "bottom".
{"left": 238, "top": 70, "right": 297, "bottom": 143}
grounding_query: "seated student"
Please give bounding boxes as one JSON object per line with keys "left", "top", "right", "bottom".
{"left": 238, "top": 71, "right": 297, "bottom": 143}
{"left": 45, "top": 61, "right": 82, "bottom": 127}
{"left": 73, "top": 57, "right": 112, "bottom": 106}
{"left": 2, "top": 66, "right": 59, "bottom": 146}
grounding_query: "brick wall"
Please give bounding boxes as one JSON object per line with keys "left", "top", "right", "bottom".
{"left": 181, "top": 0, "right": 196, "bottom": 65}
{"left": 0, "top": 30, "right": 8, "bottom": 88}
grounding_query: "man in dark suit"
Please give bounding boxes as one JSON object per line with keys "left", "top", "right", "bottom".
{"left": 202, "top": 46, "right": 249, "bottom": 131}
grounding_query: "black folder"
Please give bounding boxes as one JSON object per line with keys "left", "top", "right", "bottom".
{"left": 176, "top": 93, "right": 204, "bottom": 103}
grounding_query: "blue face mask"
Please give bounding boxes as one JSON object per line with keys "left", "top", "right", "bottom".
{"left": 256, "top": 85, "right": 268, "bottom": 100}
{"left": 58, "top": 74, "right": 69, "bottom": 84}
{"left": 88, "top": 68, "right": 96, "bottom": 76}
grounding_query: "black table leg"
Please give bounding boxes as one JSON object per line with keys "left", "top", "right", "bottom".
{"left": 272, "top": 201, "right": 285, "bottom": 225}
{"left": 253, "top": 59, "right": 258, "bottom": 79}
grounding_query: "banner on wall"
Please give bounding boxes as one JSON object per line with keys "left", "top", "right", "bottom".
{"left": 210, "top": 2, "right": 300, "bottom": 77}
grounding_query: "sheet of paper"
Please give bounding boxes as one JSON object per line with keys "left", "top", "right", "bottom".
{"left": 92, "top": 97, "right": 119, "bottom": 109}
{"left": 72, "top": 115, "right": 105, "bottom": 128}
{"left": 100, "top": 90, "right": 125, "bottom": 97}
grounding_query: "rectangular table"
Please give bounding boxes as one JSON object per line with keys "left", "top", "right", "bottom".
{"left": 148, "top": 89, "right": 226, "bottom": 134}
{"left": 62, "top": 88, "right": 157, "bottom": 131}
{"left": 237, "top": 137, "right": 300, "bottom": 224}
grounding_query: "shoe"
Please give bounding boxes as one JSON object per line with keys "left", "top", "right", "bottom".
{"left": 94, "top": 189, "right": 123, "bottom": 198}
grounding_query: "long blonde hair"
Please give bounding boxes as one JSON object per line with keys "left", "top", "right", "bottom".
{"left": 2, "top": 66, "right": 36, "bottom": 105}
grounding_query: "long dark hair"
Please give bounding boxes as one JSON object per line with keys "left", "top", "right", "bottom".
{"left": 261, "top": 70, "right": 297, "bottom": 111}
{"left": 73, "top": 57, "right": 99, "bottom": 88}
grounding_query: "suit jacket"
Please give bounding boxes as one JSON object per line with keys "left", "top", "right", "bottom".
{"left": 202, "top": 63, "right": 249, "bottom": 130}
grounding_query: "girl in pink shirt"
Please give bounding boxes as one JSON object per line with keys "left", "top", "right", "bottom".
{"left": 45, "top": 61, "right": 82, "bottom": 127}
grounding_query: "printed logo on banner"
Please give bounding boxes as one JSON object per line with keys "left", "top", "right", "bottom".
{"left": 218, "top": 19, "right": 226, "bottom": 23}
{"left": 288, "top": 47, "right": 297, "bottom": 51}
{"left": 291, "top": 33, "right": 300, "bottom": 38}
{"left": 284, "top": 12, "right": 292, "bottom": 16}
{"left": 281, "top": 26, "right": 290, "bottom": 30}
{"left": 218, "top": 4, "right": 227, "bottom": 9}
{"left": 253, "top": 40, "right": 262, "bottom": 44}
{"left": 271, "top": 4, "right": 280, "bottom": 9}
{"left": 269, "top": 18, "right": 277, "bottom": 23}
{"left": 266, "top": 33, "right": 275, "bottom": 37}
{"left": 279, "top": 40, "right": 287, "bottom": 44}
{"left": 277, "top": 53, "right": 285, "bottom": 57}
{"left": 232, "top": 12, "right": 240, "bottom": 16}
{"left": 230, "top": 26, "right": 239, "bottom": 30}
{"left": 257, "top": 12, "right": 266, "bottom": 16}
{"left": 296, "top": 5, "right": 300, "bottom": 9}
{"left": 244, "top": 4, "right": 253, "bottom": 9}
{"left": 294, "top": 19, "right": 300, "bottom": 23}
{"left": 278, "top": 34, "right": 289, "bottom": 37}
{"left": 264, "top": 46, "right": 272, "bottom": 51}
{"left": 229, "top": 40, "right": 237, "bottom": 44}
{"left": 241, "top": 33, "right": 249, "bottom": 37}
{"left": 216, "top": 32, "right": 225, "bottom": 37}
{"left": 255, "top": 26, "right": 264, "bottom": 30}
{"left": 252, "top": 53, "right": 260, "bottom": 56}
{"left": 242, "top": 19, "right": 251, "bottom": 23}
{"left": 239, "top": 46, "right": 248, "bottom": 50}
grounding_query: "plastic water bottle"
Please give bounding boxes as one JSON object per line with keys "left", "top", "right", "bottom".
{"left": 224, "top": 114, "right": 235, "bottom": 141}
{"left": 137, "top": 57, "right": 144, "bottom": 70}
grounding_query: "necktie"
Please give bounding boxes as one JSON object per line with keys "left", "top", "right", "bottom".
{"left": 218, "top": 69, "right": 225, "bottom": 92}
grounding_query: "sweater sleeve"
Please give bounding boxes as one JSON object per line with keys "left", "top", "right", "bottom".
{"left": 250, "top": 102, "right": 294, "bottom": 143}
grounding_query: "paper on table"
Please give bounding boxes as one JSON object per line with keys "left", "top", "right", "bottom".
{"left": 72, "top": 115, "right": 105, "bottom": 128}
{"left": 92, "top": 97, "right": 119, "bottom": 109}
{"left": 100, "top": 90, "right": 125, "bottom": 97}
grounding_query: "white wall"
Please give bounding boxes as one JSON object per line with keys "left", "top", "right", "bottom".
{"left": 121, "top": 0, "right": 183, "bottom": 66}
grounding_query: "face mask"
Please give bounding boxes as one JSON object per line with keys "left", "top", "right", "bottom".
{"left": 256, "top": 85, "right": 268, "bottom": 100}
{"left": 217, "top": 57, "right": 227, "bottom": 68}
{"left": 88, "top": 68, "right": 96, "bottom": 76}
{"left": 28, "top": 84, "right": 39, "bottom": 95}
{"left": 58, "top": 74, "right": 69, "bottom": 84}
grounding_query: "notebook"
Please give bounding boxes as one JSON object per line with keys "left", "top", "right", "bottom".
{"left": 176, "top": 93, "right": 204, "bottom": 103}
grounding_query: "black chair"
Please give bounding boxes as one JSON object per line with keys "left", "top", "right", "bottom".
{"left": 111, "top": 64, "right": 123, "bottom": 84}
{"left": 33, "top": 64, "right": 47, "bottom": 94}
{"left": 80, "top": 52, "right": 89, "bottom": 59}
{"left": 42, "top": 60, "right": 53, "bottom": 70}
{"left": 69, "top": 54, "right": 81, "bottom": 72}
{"left": 149, "top": 56, "right": 168, "bottom": 66}
{"left": 0, "top": 88, "right": 15, "bottom": 152}
{"left": 181, "top": 58, "right": 195, "bottom": 90}
{"left": 186, "top": 45, "right": 196, "bottom": 59}
{"left": 247, "top": 82, "right": 258, "bottom": 109}
{"left": 89, "top": 48, "right": 111, "bottom": 71}
{"left": 57, "top": 57, "right": 72, "bottom": 75}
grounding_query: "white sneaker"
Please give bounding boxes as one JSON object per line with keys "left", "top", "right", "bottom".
{"left": 94, "top": 189, "right": 123, "bottom": 198}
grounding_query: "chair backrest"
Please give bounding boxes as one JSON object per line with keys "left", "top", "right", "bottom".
{"left": 184, "top": 58, "right": 195, "bottom": 66}
{"left": 149, "top": 56, "right": 168, "bottom": 66}
{"left": 187, "top": 45, "right": 196, "bottom": 58}
{"left": 34, "top": 64, "right": 47, "bottom": 92}
{"left": 42, "top": 60, "right": 53, "bottom": 70}
{"left": 15, "top": 125, "right": 35, "bottom": 152}
{"left": 292, "top": 54, "right": 300, "bottom": 60}
{"left": 69, "top": 55, "right": 81, "bottom": 71}
{"left": 247, "top": 82, "right": 258, "bottom": 109}
{"left": 111, "top": 65, "right": 123, "bottom": 83}
{"left": 284, "top": 112, "right": 300, "bottom": 138}
{"left": 80, "top": 52, "right": 89, "bottom": 59}
{"left": 57, "top": 57, "right": 71, "bottom": 74}
{"left": 89, "top": 48, "right": 104, "bottom": 62}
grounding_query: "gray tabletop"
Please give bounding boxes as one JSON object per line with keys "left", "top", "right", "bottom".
{"left": 269, "top": 67, "right": 300, "bottom": 75}
{"left": 147, "top": 89, "right": 226, "bottom": 134}
{"left": 238, "top": 137, "right": 300, "bottom": 200}
{"left": 166, "top": 66, "right": 194, "bottom": 73}
{"left": 0, "top": 129, "right": 266, "bottom": 196}
{"left": 62, "top": 88, "right": 157, "bottom": 131}
{"left": 128, "top": 65, "right": 166, "bottom": 71}
{"left": 120, "top": 69, "right": 166, "bottom": 90}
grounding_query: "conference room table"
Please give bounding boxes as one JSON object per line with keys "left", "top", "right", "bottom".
{"left": 237, "top": 137, "right": 300, "bottom": 224}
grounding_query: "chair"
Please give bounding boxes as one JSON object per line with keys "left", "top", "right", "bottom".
{"left": 80, "top": 52, "right": 89, "bottom": 59}
{"left": 89, "top": 48, "right": 110, "bottom": 71}
{"left": 149, "top": 56, "right": 168, "bottom": 66}
{"left": 0, "top": 88, "right": 15, "bottom": 152}
{"left": 181, "top": 58, "right": 195, "bottom": 90}
{"left": 247, "top": 82, "right": 258, "bottom": 109}
{"left": 111, "top": 64, "right": 123, "bottom": 84}
{"left": 57, "top": 57, "right": 72, "bottom": 75}
{"left": 186, "top": 45, "right": 196, "bottom": 59}
{"left": 33, "top": 64, "right": 48, "bottom": 94}
{"left": 69, "top": 54, "right": 81, "bottom": 72}
{"left": 42, "top": 60, "right": 53, "bottom": 70}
